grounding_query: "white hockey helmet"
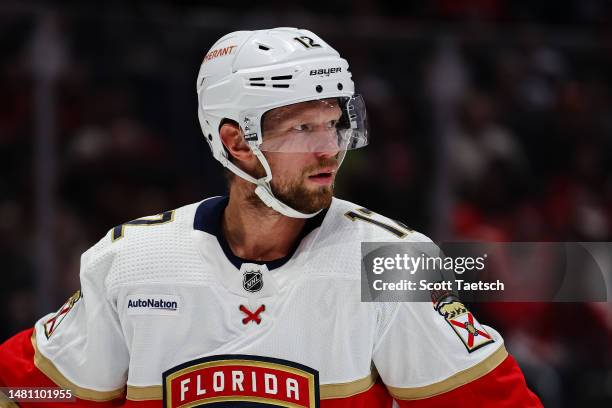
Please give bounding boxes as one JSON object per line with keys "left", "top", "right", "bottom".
{"left": 196, "top": 27, "right": 368, "bottom": 218}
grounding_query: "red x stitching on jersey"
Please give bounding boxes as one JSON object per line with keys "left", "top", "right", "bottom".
{"left": 239, "top": 304, "right": 266, "bottom": 325}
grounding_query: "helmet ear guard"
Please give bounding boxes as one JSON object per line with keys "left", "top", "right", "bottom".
{"left": 197, "top": 27, "right": 368, "bottom": 218}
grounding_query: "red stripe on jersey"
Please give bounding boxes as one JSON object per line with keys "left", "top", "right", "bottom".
{"left": 321, "top": 380, "right": 393, "bottom": 408}
{"left": 123, "top": 401, "right": 160, "bottom": 407}
{"left": 0, "top": 328, "right": 125, "bottom": 407}
{"left": 393, "top": 354, "right": 542, "bottom": 407}
{"left": 0, "top": 328, "right": 540, "bottom": 408}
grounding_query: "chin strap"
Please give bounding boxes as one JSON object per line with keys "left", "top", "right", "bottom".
{"left": 221, "top": 146, "right": 322, "bottom": 219}
{"left": 254, "top": 183, "right": 322, "bottom": 219}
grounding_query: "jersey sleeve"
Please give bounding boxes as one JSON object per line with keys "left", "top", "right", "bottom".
{"left": 372, "top": 300, "right": 542, "bottom": 407}
{"left": 0, "top": 232, "right": 129, "bottom": 407}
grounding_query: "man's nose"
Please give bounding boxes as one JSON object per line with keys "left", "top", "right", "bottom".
{"left": 313, "top": 128, "right": 340, "bottom": 157}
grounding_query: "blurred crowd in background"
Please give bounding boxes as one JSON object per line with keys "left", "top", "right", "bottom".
{"left": 2, "top": 1, "right": 612, "bottom": 406}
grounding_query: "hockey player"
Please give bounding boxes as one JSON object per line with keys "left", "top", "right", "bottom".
{"left": 0, "top": 28, "right": 542, "bottom": 407}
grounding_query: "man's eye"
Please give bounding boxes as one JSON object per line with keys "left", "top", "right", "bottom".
{"left": 327, "top": 119, "right": 338, "bottom": 128}
{"left": 292, "top": 124, "right": 308, "bottom": 131}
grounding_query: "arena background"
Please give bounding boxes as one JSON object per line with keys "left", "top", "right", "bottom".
{"left": 1, "top": 1, "right": 612, "bottom": 406}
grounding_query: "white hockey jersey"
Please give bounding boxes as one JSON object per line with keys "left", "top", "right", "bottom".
{"left": 0, "top": 196, "right": 541, "bottom": 408}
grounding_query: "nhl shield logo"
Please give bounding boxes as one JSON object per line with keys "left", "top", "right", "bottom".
{"left": 243, "top": 270, "right": 263, "bottom": 293}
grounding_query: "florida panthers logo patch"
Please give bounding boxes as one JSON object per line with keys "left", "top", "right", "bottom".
{"left": 163, "top": 354, "right": 320, "bottom": 407}
{"left": 243, "top": 270, "right": 263, "bottom": 293}
{"left": 43, "top": 289, "right": 82, "bottom": 339}
{"left": 436, "top": 300, "right": 494, "bottom": 353}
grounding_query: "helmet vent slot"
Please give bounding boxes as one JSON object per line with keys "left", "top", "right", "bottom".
{"left": 249, "top": 77, "right": 265, "bottom": 87}
{"left": 271, "top": 75, "right": 292, "bottom": 80}
{"left": 272, "top": 84, "right": 290, "bottom": 88}
{"left": 258, "top": 44, "right": 271, "bottom": 51}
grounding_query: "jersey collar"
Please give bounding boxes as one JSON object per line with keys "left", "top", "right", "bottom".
{"left": 193, "top": 196, "right": 328, "bottom": 270}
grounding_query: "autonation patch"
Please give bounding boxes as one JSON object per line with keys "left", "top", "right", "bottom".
{"left": 126, "top": 294, "right": 181, "bottom": 315}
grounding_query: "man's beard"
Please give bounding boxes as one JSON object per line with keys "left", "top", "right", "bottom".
{"left": 272, "top": 176, "right": 334, "bottom": 214}
{"left": 248, "top": 157, "right": 337, "bottom": 214}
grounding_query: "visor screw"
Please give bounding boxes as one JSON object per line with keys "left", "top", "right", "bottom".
{"left": 337, "top": 83, "right": 343, "bottom": 90}
{"left": 316, "top": 85, "right": 323, "bottom": 93}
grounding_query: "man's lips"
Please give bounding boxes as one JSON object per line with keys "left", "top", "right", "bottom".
{"left": 308, "top": 167, "right": 336, "bottom": 177}
{"left": 307, "top": 168, "right": 336, "bottom": 185}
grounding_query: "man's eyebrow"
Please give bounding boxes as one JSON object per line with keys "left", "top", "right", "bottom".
{"left": 263, "top": 102, "right": 341, "bottom": 127}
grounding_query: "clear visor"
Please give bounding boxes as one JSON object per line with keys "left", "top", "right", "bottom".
{"left": 258, "top": 95, "right": 369, "bottom": 153}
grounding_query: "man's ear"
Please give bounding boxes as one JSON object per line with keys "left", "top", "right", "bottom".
{"left": 219, "top": 121, "right": 254, "bottom": 162}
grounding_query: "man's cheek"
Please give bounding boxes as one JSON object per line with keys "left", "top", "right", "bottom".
{"left": 272, "top": 166, "right": 295, "bottom": 181}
